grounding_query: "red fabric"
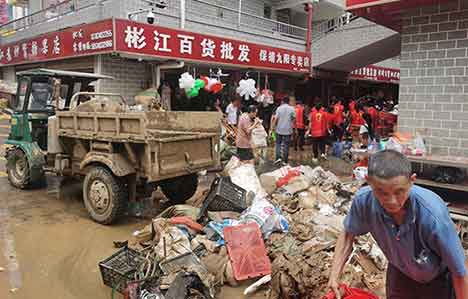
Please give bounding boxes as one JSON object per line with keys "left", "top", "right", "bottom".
{"left": 349, "top": 100, "right": 356, "bottom": 112}
{"left": 333, "top": 102, "right": 344, "bottom": 125}
{"left": 367, "top": 107, "right": 379, "bottom": 129}
{"left": 350, "top": 110, "right": 366, "bottom": 126}
{"left": 309, "top": 108, "right": 327, "bottom": 137}
{"left": 322, "top": 284, "right": 378, "bottom": 299}
{"left": 276, "top": 169, "right": 301, "bottom": 188}
{"left": 325, "top": 111, "right": 335, "bottom": 129}
{"left": 170, "top": 216, "right": 204, "bottom": 232}
{"left": 295, "top": 104, "right": 305, "bottom": 129}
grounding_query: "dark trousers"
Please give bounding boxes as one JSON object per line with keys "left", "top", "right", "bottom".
{"left": 293, "top": 129, "right": 305, "bottom": 150}
{"left": 386, "top": 264, "right": 454, "bottom": 299}
{"left": 333, "top": 124, "right": 344, "bottom": 141}
{"left": 275, "top": 134, "right": 291, "bottom": 163}
{"left": 311, "top": 136, "right": 326, "bottom": 158}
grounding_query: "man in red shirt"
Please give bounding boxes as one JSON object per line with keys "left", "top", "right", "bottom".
{"left": 309, "top": 103, "right": 328, "bottom": 163}
{"left": 332, "top": 99, "right": 345, "bottom": 141}
{"left": 293, "top": 98, "right": 306, "bottom": 151}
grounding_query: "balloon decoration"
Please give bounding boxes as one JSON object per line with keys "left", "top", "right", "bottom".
{"left": 179, "top": 72, "right": 195, "bottom": 92}
{"left": 236, "top": 78, "right": 257, "bottom": 101}
{"left": 205, "top": 77, "right": 224, "bottom": 94}
{"left": 179, "top": 73, "right": 224, "bottom": 99}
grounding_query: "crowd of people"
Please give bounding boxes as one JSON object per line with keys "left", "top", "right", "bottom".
{"left": 226, "top": 93, "right": 396, "bottom": 166}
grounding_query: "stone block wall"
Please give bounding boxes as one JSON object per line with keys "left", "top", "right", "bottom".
{"left": 399, "top": 0, "right": 468, "bottom": 157}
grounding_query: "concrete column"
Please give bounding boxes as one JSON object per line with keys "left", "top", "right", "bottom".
{"left": 94, "top": 55, "right": 103, "bottom": 92}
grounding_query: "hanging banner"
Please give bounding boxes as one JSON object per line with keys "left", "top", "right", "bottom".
{"left": 0, "top": 0, "right": 8, "bottom": 25}
{"left": 350, "top": 65, "right": 400, "bottom": 83}
{"left": 114, "top": 19, "right": 311, "bottom": 73}
{"left": 0, "top": 19, "right": 114, "bottom": 65}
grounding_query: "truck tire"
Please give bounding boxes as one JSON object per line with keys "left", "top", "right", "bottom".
{"left": 160, "top": 174, "right": 198, "bottom": 204}
{"left": 83, "top": 166, "right": 128, "bottom": 225}
{"left": 7, "top": 149, "right": 32, "bottom": 189}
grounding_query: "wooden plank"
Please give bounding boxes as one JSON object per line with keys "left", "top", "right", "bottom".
{"left": 416, "top": 178, "right": 468, "bottom": 192}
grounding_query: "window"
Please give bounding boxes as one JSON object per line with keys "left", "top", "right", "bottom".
{"left": 13, "top": 79, "right": 28, "bottom": 111}
{"left": 264, "top": 5, "right": 272, "bottom": 19}
{"left": 28, "top": 82, "right": 52, "bottom": 111}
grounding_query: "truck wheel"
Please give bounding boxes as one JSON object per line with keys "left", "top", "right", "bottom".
{"left": 7, "top": 149, "right": 31, "bottom": 189}
{"left": 160, "top": 174, "right": 198, "bottom": 204}
{"left": 83, "top": 166, "right": 128, "bottom": 225}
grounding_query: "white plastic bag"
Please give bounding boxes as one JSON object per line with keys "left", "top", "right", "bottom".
{"left": 251, "top": 125, "right": 268, "bottom": 148}
{"left": 240, "top": 197, "right": 289, "bottom": 238}
{"left": 353, "top": 166, "right": 368, "bottom": 182}
{"left": 229, "top": 163, "right": 268, "bottom": 199}
{"left": 412, "top": 133, "right": 426, "bottom": 156}
{"left": 385, "top": 137, "right": 403, "bottom": 153}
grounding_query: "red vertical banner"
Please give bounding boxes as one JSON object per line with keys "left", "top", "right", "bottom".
{"left": 0, "top": 0, "right": 9, "bottom": 25}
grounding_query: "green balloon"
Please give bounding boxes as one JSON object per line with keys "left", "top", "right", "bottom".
{"left": 194, "top": 79, "right": 205, "bottom": 89}
{"left": 187, "top": 88, "right": 199, "bottom": 98}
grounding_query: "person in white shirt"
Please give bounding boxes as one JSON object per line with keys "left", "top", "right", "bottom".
{"left": 225, "top": 98, "right": 241, "bottom": 125}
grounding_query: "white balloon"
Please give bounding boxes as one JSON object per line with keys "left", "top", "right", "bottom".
{"left": 236, "top": 78, "right": 257, "bottom": 101}
{"left": 178, "top": 72, "right": 195, "bottom": 92}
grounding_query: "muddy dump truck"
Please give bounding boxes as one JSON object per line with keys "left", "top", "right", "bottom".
{"left": 5, "top": 69, "right": 221, "bottom": 224}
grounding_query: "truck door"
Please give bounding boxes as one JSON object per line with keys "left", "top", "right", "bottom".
{"left": 9, "top": 77, "right": 31, "bottom": 141}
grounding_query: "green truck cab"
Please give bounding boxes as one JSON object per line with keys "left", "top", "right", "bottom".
{"left": 5, "top": 69, "right": 109, "bottom": 188}
{"left": 4, "top": 68, "right": 221, "bottom": 225}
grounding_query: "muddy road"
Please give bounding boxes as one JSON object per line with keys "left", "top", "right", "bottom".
{"left": 0, "top": 115, "right": 269, "bottom": 299}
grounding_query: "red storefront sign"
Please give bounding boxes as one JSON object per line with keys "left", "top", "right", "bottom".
{"left": 0, "top": 18, "right": 310, "bottom": 73}
{"left": 0, "top": 19, "right": 114, "bottom": 65}
{"left": 350, "top": 65, "right": 400, "bottom": 83}
{"left": 114, "top": 19, "right": 310, "bottom": 73}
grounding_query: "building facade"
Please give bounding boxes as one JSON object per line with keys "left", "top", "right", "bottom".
{"left": 0, "top": 0, "right": 401, "bottom": 106}
{"left": 349, "top": 0, "right": 468, "bottom": 157}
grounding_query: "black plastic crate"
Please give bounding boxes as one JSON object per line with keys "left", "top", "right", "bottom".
{"left": 205, "top": 177, "right": 247, "bottom": 212}
{"left": 99, "top": 246, "right": 143, "bottom": 294}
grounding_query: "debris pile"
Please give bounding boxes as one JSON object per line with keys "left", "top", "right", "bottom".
{"left": 98, "top": 157, "right": 386, "bottom": 298}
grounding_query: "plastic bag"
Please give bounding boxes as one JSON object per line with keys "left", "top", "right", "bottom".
{"left": 353, "top": 167, "right": 368, "bottom": 182}
{"left": 240, "top": 197, "right": 289, "bottom": 238}
{"left": 384, "top": 137, "right": 403, "bottom": 152}
{"left": 251, "top": 125, "right": 268, "bottom": 148}
{"left": 229, "top": 163, "right": 268, "bottom": 199}
{"left": 411, "top": 133, "right": 426, "bottom": 156}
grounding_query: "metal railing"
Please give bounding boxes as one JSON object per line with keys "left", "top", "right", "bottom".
{"left": 0, "top": 0, "right": 307, "bottom": 41}
{"left": 0, "top": 0, "right": 97, "bottom": 37}
{"left": 313, "top": 12, "right": 359, "bottom": 41}
{"left": 187, "top": 0, "right": 306, "bottom": 39}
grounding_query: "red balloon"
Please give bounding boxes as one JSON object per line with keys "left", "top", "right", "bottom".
{"left": 201, "top": 76, "right": 209, "bottom": 88}
{"left": 211, "top": 82, "right": 224, "bottom": 94}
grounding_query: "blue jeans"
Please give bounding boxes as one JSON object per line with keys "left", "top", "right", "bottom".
{"left": 275, "top": 134, "right": 291, "bottom": 163}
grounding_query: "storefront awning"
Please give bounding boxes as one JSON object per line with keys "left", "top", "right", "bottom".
{"left": 346, "top": 0, "right": 452, "bottom": 31}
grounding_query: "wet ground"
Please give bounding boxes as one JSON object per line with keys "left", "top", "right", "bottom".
{"left": 0, "top": 114, "right": 465, "bottom": 299}
{"left": 0, "top": 115, "right": 274, "bottom": 299}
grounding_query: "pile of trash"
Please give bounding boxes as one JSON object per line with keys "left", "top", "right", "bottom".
{"left": 98, "top": 157, "right": 387, "bottom": 298}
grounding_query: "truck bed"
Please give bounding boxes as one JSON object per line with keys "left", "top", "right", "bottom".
{"left": 55, "top": 110, "right": 222, "bottom": 181}
{"left": 56, "top": 111, "right": 221, "bottom": 142}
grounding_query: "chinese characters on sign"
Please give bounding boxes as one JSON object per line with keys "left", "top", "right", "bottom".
{"left": 350, "top": 65, "right": 400, "bottom": 83}
{"left": 0, "top": 20, "right": 114, "bottom": 65}
{"left": 0, "top": 19, "right": 310, "bottom": 73}
{"left": 115, "top": 19, "right": 310, "bottom": 73}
